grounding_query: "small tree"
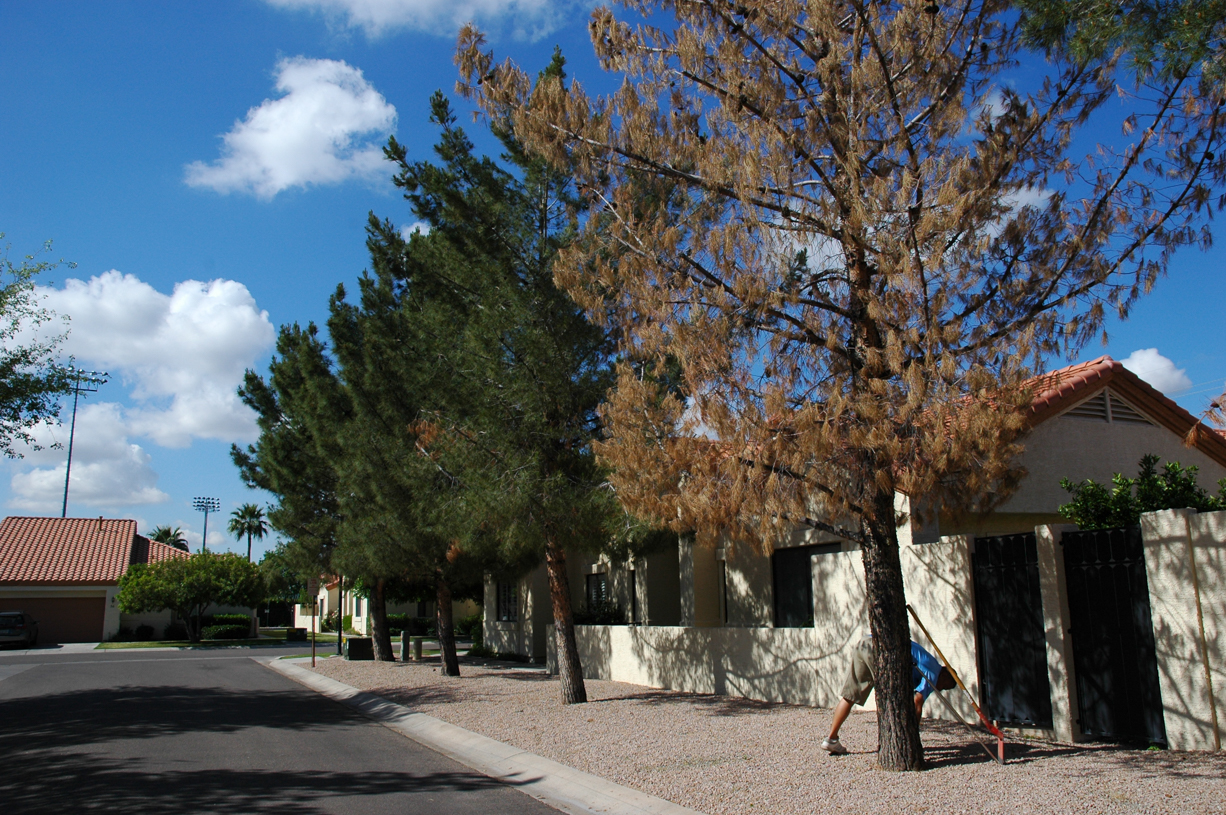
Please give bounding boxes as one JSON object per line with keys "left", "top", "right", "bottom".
{"left": 118, "top": 552, "right": 265, "bottom": 642}
{"left": 1059, "top": 454, "right": 1226, "bottom": 529}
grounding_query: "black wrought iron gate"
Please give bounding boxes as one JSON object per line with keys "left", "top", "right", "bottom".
{"left": 1062, "top": 527, "right": 1166, "bottom": 744}
{"left": 972, "top": 533, "right": 1054, "bottom": 727}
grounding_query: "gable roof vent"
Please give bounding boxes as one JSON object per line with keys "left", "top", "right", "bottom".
{"left": 1065, "top": 391, "right": 1108, "bottom": 420}
{"left": 1109, "top": 392, "right": 1154, "bottom": 425}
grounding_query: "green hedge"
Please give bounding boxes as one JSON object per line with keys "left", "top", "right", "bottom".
{"left": 202, "top": 624, "right": 249, "bottom": 640}
{"left": 205, "top": 613, "right": 251, "bottom": 627}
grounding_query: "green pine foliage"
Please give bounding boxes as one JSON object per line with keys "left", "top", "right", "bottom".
{"left": 1058, "top": 454, "right": 1226, "bottom": 529}
{"left": 1017, "top": 0, "right": 1226, "bottom": 86}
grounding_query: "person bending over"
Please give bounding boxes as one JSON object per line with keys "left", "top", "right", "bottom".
{"left": 821, "top": 636, "right": 955, "bottom": 755}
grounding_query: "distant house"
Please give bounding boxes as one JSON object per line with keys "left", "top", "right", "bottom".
{"left": 0, "top": 516, "right": 187, "bottom": 643}
{"left": 293, "top": 578, "right": 477, "bottom": 635}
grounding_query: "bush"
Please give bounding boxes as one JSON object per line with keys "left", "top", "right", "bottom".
{"left": 573, "top": 600, "right": 625, "bottom": 626}
{"left": 111, "top": 626, "right": 135, "bottom": 642}
{"left": 342, "top": 613, "right": 354, "bottom": 633}
{"left": 201, "top": 624, "right": 249, "bottom": 640}
{"left": 164, "top": 622, "right": 188, "bottom": 640}
{"left": 205, "top": 613, "right": 251, "bottom": 627}
{"left": 1060, "top": 454, "right": 1226, "bottom": 529}
{"left": 455, "top": 613, "right": 483, "bottom": 640}
{"left": 386, "top": 615, "right": 434, "bottom": 637}
{"left": 134, "top": 624, "right": 155, "bottom": 641}
{"left": 320, "top": 610, "right": 339, "bottom": 632}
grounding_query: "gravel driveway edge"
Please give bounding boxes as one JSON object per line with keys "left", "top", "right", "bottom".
{"left": 258, "top": 656, "right": 707, "bottom": 815}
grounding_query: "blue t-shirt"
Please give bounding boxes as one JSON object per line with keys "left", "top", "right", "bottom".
{"left": 911, "top": 641, "right": 943, "bottom": 700}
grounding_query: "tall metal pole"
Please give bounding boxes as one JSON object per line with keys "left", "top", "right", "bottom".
{"left": 60, "top": 369, "right": 109, "bottom": 518}
{"left": 193, "top": 497, "right": 221, "bottom": 553}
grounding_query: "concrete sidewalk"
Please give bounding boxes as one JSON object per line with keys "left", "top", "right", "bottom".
{"left": 0, "top": 642, "right": 103, "bottom": 656}
{"left": 260, "top": 656, "right": 705, "bottom": 815}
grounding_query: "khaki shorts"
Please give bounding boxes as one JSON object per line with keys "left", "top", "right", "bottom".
{"left": 840, "top": 637, "right": 876, "bottom": 706}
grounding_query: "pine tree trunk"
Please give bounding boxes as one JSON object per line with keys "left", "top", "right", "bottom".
{"left": 545, "top": 538, "right": 587, "bottom": 704}
{"left": 370, "top": 577, "right": 395, "bottom": 661}
{"left": 862, "top": 489, "right": 925, "bottom": 771}
{"left": 436, "top": 573, "right": 461, "bottom": 676}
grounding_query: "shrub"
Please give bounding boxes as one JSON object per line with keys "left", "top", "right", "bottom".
{"left": 455, "top": 613, "right": 483, "bottom": 639}
{"left": 342, "top": 613, "right": 354, "bottom": 633}
{"left": 201, "top": 624, "right": 249, "bottom": 640}
{"left": 134, "top": 624, "right": 155, "bottom": 641}
{"left": 205, "top": 614, "right": 251, "bottom": 627}
{"left": 1060, "top": 454, "right": 1226, "bottom": 529}
{"left": 163, "top": 622, "right": 188, "bottom": 640}
{"left": 111, "top": 626, "right": 135, "bottom": 642}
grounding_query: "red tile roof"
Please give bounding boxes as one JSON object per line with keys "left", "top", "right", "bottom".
{"left": 1024, "top": 355, "right": 1226, "bottom": 467}
{"left": 0, "top": 517, "right": 188, "bottom": 585}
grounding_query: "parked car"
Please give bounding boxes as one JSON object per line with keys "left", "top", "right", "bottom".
{"left": 0, "top": 611, "right": 38, "bottom": 648}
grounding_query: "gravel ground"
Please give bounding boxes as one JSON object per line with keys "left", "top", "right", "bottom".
{"left": 310, "top": 657, "right": 1226, "bottom": 815}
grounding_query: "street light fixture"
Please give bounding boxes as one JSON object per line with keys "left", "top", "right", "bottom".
{"left": 61, "top": 369, "right": 109, "bottom": 518}
{"left": 192, "top": 496, "right": 221, "bottom": 553}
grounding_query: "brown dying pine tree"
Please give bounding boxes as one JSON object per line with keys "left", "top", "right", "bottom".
{"left": 458, "top": 0, "right": 1226, "bottom": 770}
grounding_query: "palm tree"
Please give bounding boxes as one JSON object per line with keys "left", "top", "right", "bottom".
{"left": 149, "top": 525, "right": 190, "bottom": 552}
{"left": 228, "top": 503, "right": 269, "bottom": 562}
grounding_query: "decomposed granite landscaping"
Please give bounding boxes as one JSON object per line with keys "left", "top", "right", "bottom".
{"left": 309, "top": 657, "right": 1226, "bottom": 815}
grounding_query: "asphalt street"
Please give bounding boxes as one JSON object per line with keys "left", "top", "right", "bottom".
{"left": 0, "top": 645, "right": 560, "bottom": 814}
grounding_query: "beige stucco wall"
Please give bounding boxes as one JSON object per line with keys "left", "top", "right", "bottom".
{"left": 551, "top": 624, "right": 826, "bottom": 704}
{"left": 1189, "top": 511, "right": 1226, "bottom": 750}
{"left": 483, "top": 565, "right": 551, "bottom": 660}
{"left": 901, "top": 537, "right": 980, "bottom": 724}
{"left": 679, "top": 534, "right": 721, "bottom": 627}
{"left": 640, "top": 543, "right": 682, "bottom": 626}
{"left": 722, "top": 540, "right": 773, "bottom": 627}
{"left": 1000, "top": 413, "right": 1226, "bottom": 516}
{"left": 1141, "top": 509, "right": 1220, "bottom": 751}
{"left": 1035, "top": 524, "right": 1081, "bottom": 742}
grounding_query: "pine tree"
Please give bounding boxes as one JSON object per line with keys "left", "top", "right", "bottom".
{"left": 459, "top": 0, "right": 1226, "bottom": 768}
{"left": 373, "top": 80, "right": 623, "bottom": 704}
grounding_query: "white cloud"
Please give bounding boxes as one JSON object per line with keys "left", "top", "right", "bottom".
{"left": 400, "top": 221, "right": 430, "bottom": 240}
{"left": 38, "top": 271, "right": 276, "bottom": 447}
{"left": 1122, "top": 348, "right": 1193, "bottom": 394}
{"left": 265, "top": 0, "right": 584, "bottom": 40}
{"left": 9, "top": 403, "right": 169, "bottom": 512}
{"left": 185, "top": 57, "right": 396, "bottom": 199}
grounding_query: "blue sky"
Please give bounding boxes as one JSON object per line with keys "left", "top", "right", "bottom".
{"left": 1, "top": 1, "right": 1223, "bottom": 559}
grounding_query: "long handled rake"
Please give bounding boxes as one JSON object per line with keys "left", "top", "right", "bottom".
{"left": 907, "top": 604, "right": 1007, "bottom": 765}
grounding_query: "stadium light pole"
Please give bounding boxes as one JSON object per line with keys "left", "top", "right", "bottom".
{"left": 61, "top": 369, "right": 109, "bottom": 518}
{"left": 192, "top": 496, "right": 221, "bottom": 553}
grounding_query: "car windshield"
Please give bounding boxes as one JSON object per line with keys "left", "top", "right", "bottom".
{"left": 0, "top": 614, "right": 22, "bottom": 625}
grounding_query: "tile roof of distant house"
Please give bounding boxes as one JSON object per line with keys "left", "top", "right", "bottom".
{"left": 0, "top": 516, "right": 187, "bottom": 585}
{"left": 1024, "top": 355, "right": 1226, "bottom": 466}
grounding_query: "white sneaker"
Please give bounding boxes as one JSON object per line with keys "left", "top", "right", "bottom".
{"left": 821, "top": 737, "right": 848, "bottom": 755}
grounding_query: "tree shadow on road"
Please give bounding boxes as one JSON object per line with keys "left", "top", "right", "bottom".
{"left": 0, "top": 752, "right": 529, "bottom": 814}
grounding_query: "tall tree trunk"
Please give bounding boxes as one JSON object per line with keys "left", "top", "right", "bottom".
{"left": 436, "top": 572, "right": 461, "bottom": 676}
{"left": 545, "top": 538, "right": 587, "bottom": 704}
{"left": 247, "top": 532, "right": 252, "bottom": 562}
{"left": 370, "top": 577, "right": 394, "bottom": 661}
{"left": 862, "top": 488, "right": 924, "bottom": 771}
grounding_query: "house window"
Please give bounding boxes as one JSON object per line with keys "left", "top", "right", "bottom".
{"left": 772, "top": 543, "right": 840, "bottom": 627}
{"left": 354, "top": 597, "right": 362, "bottom": 616}
{"left": 497, "top": 581, "right": 518, "bottom": 622}
{"left": 585, "top": 572, "right": 608, "bottom": 608}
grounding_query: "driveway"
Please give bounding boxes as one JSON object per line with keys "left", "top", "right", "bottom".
{"left": 0, "top": 645, "right": 559, "bottom": 814}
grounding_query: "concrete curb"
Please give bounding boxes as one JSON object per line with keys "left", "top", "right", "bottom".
{"left": 258, "top": 656, "right": 705, "bottom": 815}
